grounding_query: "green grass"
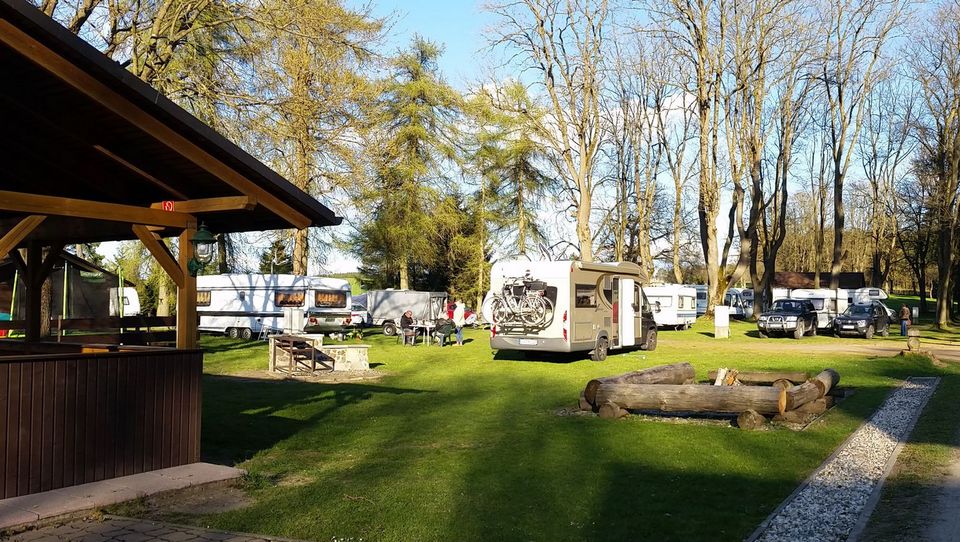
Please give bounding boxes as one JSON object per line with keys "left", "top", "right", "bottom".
{"left": 183, "top": 323, "right": 960, "bottom": 542}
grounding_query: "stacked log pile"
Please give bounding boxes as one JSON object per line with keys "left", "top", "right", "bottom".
{"left": 581, "top": 364, "right": 841, "bottom": 430}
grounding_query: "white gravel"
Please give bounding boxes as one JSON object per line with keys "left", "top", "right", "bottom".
{"left": 753, "top": 378, "right": 938, "bottom": 542}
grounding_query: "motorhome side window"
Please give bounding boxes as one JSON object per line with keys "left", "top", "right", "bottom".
{"left": 197, "top": 291, "right": 211, "bottom": 307}
{"left": 315, "top": 290, "right": 346, "bottom": 308}
{"left": 575, "top": 284, "right": 597, "bottom": 308}
{"left": 274, "top": 290, "right": 305, "bottom": 307}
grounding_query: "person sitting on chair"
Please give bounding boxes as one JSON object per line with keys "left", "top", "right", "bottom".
{"left": 434, "top": 318, "right": 454, "bottom": 346}
{"left": 400, "top": 310, "right": 416, "bottom": 345}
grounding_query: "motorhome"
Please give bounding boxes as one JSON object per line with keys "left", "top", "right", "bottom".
{"left": 645, "top": 284, "right": 697, "bottom": 329}
{"left": 691, "top": 285, "right": 708, "bottom": 315}
{"left": 196, "top": 274, "right": 352, "bottom": 339}
{"left": 724, "top": 288, "right": 754, "bottom": 319}
{"left": 365, "top": 290, "right": 448, "bottom": 336}
{"left": 485, "top": 260, "right": 658, "bottom": 360}
{"left": 788, "top": 288, "right": 849, "bottom": 329}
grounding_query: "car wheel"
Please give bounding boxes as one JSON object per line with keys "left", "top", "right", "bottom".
{"left": 807, "top": 324, "right": 817, "bottom": 337}
{"left": 240, "top": 327, "right": 252, "bottom": 340}
{"left": 881, "top": 326, "right": 889, "bottom": 337}
{"left": 382, "top": 322, "right": 397, "bottom": 336}
{"left": 590, "top": 337, "right": 608, "bottom": 362}
{"left": 226, "top": 327, "right": 239, "bottom": 339}
{"left": 758, "top": 330, "right": 768, "bottom": 338}
{"left": 641, "top": 329, "right": 657, "bottom": 351}
{"left": 793, "top": 324, "right": 804, "bottom": 340}
{"left": 865, "top": 325, "right": 875, "bottom": 339}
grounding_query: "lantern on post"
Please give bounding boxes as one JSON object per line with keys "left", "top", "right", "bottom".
{"left": 188, "top": 223, "right": 216, "bottom": 276}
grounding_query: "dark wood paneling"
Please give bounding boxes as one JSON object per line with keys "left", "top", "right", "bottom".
{"left": 0, "top": 349, "right": 201, "bottom": 498}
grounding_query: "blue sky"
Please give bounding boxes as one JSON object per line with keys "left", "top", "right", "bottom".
{"left": 356, "top": 0, "right": 493, "bottom": 90}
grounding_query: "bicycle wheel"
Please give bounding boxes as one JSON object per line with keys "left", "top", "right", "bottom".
{"left": 520, "top": 296, "right": 547, "bottom": 326}
{"left": 491, "top": 296, "right": 510, "bottom": 324}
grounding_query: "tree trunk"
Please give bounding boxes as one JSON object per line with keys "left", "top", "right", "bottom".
{"left": 584, "top": 362, "right": 696, "bottom": 406}
{"left": 936, "top": 225, "right": 953, "bottom": 327}
{"left": 293, "top": 229, "right": 308, "bottom": 275}
{"left": 576, "top": 186, "right": 593, "bottom": 262}
{"left": 157, "top": 280, "right": 170, "bottom": 317}
{"left": 399, "top": 259, "right": 410, "bottom": 290}
{"left": 595, "top": 383, "right": 786, "bottom": 416}
{"left": 812, "top": 368, "right": 840, "bottom": 397}
{"left": 706, "top": 370, "right": 809, "bottom": 386}
{"left": 736, "top": 409, "right": 767, "bottom": 430}
{"left": 830, "top": 166, "right": 845, "bottom": 290}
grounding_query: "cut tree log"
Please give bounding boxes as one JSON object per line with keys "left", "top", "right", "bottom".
{"left": 598, "top": 401, "right": 627, "bottom": 419}
{"left": 737, "top": 409, "right": 767, "bottom": 430}
{"left": 578, "top": 392, "right": 593, "bottom": 412}
{"left": 583, "top": 362, "right": 696, "bottom": 406}
{"left": 707, "top": 370, "right": 810, "bottom": 385}
{"left": 812, "top": 369, "right": 840, "bottom": 397}
{"left": 594, "top": 383, "right": 786, "bottom": 415}
{"left": 785, "top": 381, "right": 821, "bottom": 411}
{"left": 773, "top": 397, "right": 834, "bottom": 423}
{"left": 772, "top": 379, "right": 794, "bottom": 390}
{"left": 714, "top": 367, "right": 728, "bottom": 386}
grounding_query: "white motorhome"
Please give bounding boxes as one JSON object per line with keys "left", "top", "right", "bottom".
{"left": 788, "top": 288, "right": 849, "bottom": 329}
{"left": 108, "top": 287, "right": 141, "bottom": 317}
{"left": 724, "top": 287, "right": 754, "bottom": 319}
{"left": 196, "top": 274, "right": 352, "bottom": 339}
{"left": 485, "top": 260, "right": 658, "bottom": 360}
{"left": 645, "top": 284, "right": 697, "bottom": 329}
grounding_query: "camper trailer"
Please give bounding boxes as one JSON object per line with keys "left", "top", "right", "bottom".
{"left": 486, "top": 260, "right": 658, "bottom": 360}
{"left": 645, "top": 285, "right": 698, "bottom": 329}
{"left": 365, "top": 290, "right": 448, "bottom": 336}
{"left": 196, "top": 274, "right": 352, "bottom": 339}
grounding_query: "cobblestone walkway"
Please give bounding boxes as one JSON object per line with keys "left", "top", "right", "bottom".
{"left": 5, "top": 516, "right": 305, "bottom": 542}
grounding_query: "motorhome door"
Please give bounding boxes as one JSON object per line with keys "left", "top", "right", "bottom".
{"left": 619, "top": 278, "right": 636, "bottom": 347}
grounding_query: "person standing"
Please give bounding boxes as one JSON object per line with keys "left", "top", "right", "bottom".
{"left": 899, "top": 304, "right": 911, "bottom": 336}
{"left": 452, "top": 299, "right": 466, "bottom": 346}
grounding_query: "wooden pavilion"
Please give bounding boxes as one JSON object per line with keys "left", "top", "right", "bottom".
{"left": 0, "top": 0, "right": 339, "bottom": 498}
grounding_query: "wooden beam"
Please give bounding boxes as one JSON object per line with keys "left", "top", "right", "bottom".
{"left": 0, "top": 19, "right": 312, "bottom": 230}
{"left": 132, "top": 225, "right": 184, "bottom": 288}
{"left": 10, "top": 249, "right": 27, "bottom": 275}
{"left": 149, "top": 196, "right": 257, "bottom": 214}
{"left": 0, "top": 215, "right": 46, "bottom": 261}
{"left": 0, "top": 190, "right": 196, "bottom": 229}
{"left": 93, "top": 145, "right": 189, "bottom": 200}
{"left": 32, "top": 243, "right": 66, "bottom": 288}
{"left": 176, "top": 229, "right": 198, "bottom": 349}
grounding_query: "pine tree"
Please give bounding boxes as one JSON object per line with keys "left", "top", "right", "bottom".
{"left": 258, "top": 238, "right": 294, "bottom": 274}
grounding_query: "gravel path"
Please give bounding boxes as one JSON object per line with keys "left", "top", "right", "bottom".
{"left": 751, "top": 377, "right": 939, "bottom": 542}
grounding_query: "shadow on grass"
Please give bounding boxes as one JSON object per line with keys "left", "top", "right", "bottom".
{"left": 201, "top": 375, "right": 433, "bottom": 465}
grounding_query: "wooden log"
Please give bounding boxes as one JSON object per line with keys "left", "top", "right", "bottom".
{"left": 785, "top": 381, "right": 821, "bottom": 411}
{"left": 772, "top": 379, "right": 793, "bottom": 390}
{"left": 598, "top": 401, "right": 627, "bottom": 419}
{"left": 595, "top": 383, "right": 785, "bottom": 415}
{"left": 774, "top": 397, "right": 833, "bottom": 423}
{"left": 707, "top": 370, "right": 810, "bottom": 385}
{"left": 578, "top": 392, "right": 594, "bottom": 412}
{"left": 812, "top": 369, "right": 840, "bottom": 397}
{"left": 584, "top": 362, "right": 696, "bottom": 406}
{"left": 737, "top": 409, "right": 767, "bottom": 430}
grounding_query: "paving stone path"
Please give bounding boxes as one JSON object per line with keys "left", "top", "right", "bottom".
{"left": 4, "top": 516, "right": 305, "bottom": 542}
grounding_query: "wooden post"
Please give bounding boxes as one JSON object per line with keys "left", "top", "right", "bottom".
{"left": 176, "top": 229, "right": 198, "bottom": 349}
{"left": 24, "top": 244, "right": 41, "bottom": 342}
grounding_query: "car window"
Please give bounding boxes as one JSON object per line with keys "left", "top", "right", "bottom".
{"left": 847, "top": 305, "right": 871, "bottom": 315}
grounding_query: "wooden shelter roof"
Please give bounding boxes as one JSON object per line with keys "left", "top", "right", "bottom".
{"left": 0, "top": 0, "right": 341, "bottom": 246}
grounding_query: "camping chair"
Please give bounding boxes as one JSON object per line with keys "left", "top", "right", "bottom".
{"left": 433, "top": 320, "right": 454, "bottom": 346}
{"left": 399, "top": 326, "right": 418, "bottom": 345}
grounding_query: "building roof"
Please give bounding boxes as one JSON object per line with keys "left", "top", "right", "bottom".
{"left": 773, "top": 272, "right": 866, "bottom": 290}
{"left": 0, "top": 251, "right": 135, "bottom": 286}
{"left": 0, "top": 0, "right": 341, "bottom": 246}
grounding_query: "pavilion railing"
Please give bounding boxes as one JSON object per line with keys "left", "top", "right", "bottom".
{"left": 0, "top": 348, "right": 202, "bottom": 498}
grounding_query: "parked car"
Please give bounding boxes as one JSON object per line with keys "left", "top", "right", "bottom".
{"left": 445, "top": 302, "right": 478, "bottom": 326}
{"left": 350, "top": 303, "right": 372, "bottom": 327}
{"left": 833, "top": 302, "right": 891, "bottom": 339}
{"left": 757, "top": 299, "right": 818, "bottom": 339}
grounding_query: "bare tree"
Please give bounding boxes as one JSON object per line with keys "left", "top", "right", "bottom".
{"left": 817, "top": 0, "right": 909, "bottom": 289}
{"left": 488, "top": 0, "right": 609, "bottom": 261}
{"left": 910, "top": 0, "right": 960, "bottom": 327}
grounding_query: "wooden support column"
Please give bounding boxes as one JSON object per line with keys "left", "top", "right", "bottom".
{"left": 24, "top": 244, "right": 42, "bottom": 342}
{"left": 176, "top": 229, "right": 198, "bottom": 349}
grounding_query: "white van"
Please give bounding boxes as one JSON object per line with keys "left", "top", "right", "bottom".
{"left": 645, "top": 284, "right": 697, "bottom": 329}
{"left": 485, "top": 260, "right": 658, "bottom": 360}
{"left": 724, "top": 287, "right": 754, "bottom": 319}
{"left": 196, "top": 274, "right": 352, "bottom": 339}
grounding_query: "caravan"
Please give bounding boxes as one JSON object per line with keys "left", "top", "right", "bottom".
{"left": 196, "top": 274, "right": 352, "bottom": 339}
{"left": 485, "top": 260, "right": 658, "bottom": 360}
{"left": 645, "top": 284, "right": 697, "bottom": 329}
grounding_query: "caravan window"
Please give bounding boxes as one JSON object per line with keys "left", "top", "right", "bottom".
{"left": 197, "top": 291, "right": 211, "bottom": 307}
{"left": 315, "top": 290, "right": 347, "bottom": 308}
{"left": 808, "top": 298, "right": 825, "bottom": 310}
{"left": 274, "top": 290, "right": 305, "bottom": 307}
{"left": 575, "top": 284, "right": 597, "bottom": 308}
{"left": 652, "top": 296, "right": 673, "bottom": 307}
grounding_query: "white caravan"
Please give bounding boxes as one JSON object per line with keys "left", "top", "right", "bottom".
{"left": 108, "top": 287, "right": 141, "bottom": 317}
{"left": 196, "top": 274, "right": 352, "bottom": 339}
{"left": 485, "top": 260, "right": 658, "bottom": 360}
{"left": 645, "top": 285, "right": 698, "bottom": 329}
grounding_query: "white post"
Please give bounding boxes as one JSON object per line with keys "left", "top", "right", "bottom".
{"left": 715, "top": 306, "right": 730, "bottom": 339}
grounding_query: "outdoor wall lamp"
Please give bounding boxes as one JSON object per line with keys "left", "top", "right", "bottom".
{"left": 188, "top": 223, "right": 216, "bottom": 276}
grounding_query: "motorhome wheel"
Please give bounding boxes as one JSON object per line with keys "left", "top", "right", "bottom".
{"left": 590, "top": 337, "right": 608, "bottom": 362}
{"left": 382, "top": 322, "right": 397, "bottom": 336}
{"left": 240, "top": 328, "right": 253, "bottom": 340}
{"left": 227, "top": 327, "right": 239, "bottom": 339}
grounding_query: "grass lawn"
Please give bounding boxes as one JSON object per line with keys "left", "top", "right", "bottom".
{"left": 166, "top": 319, "right": 960, "bottom": 541}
